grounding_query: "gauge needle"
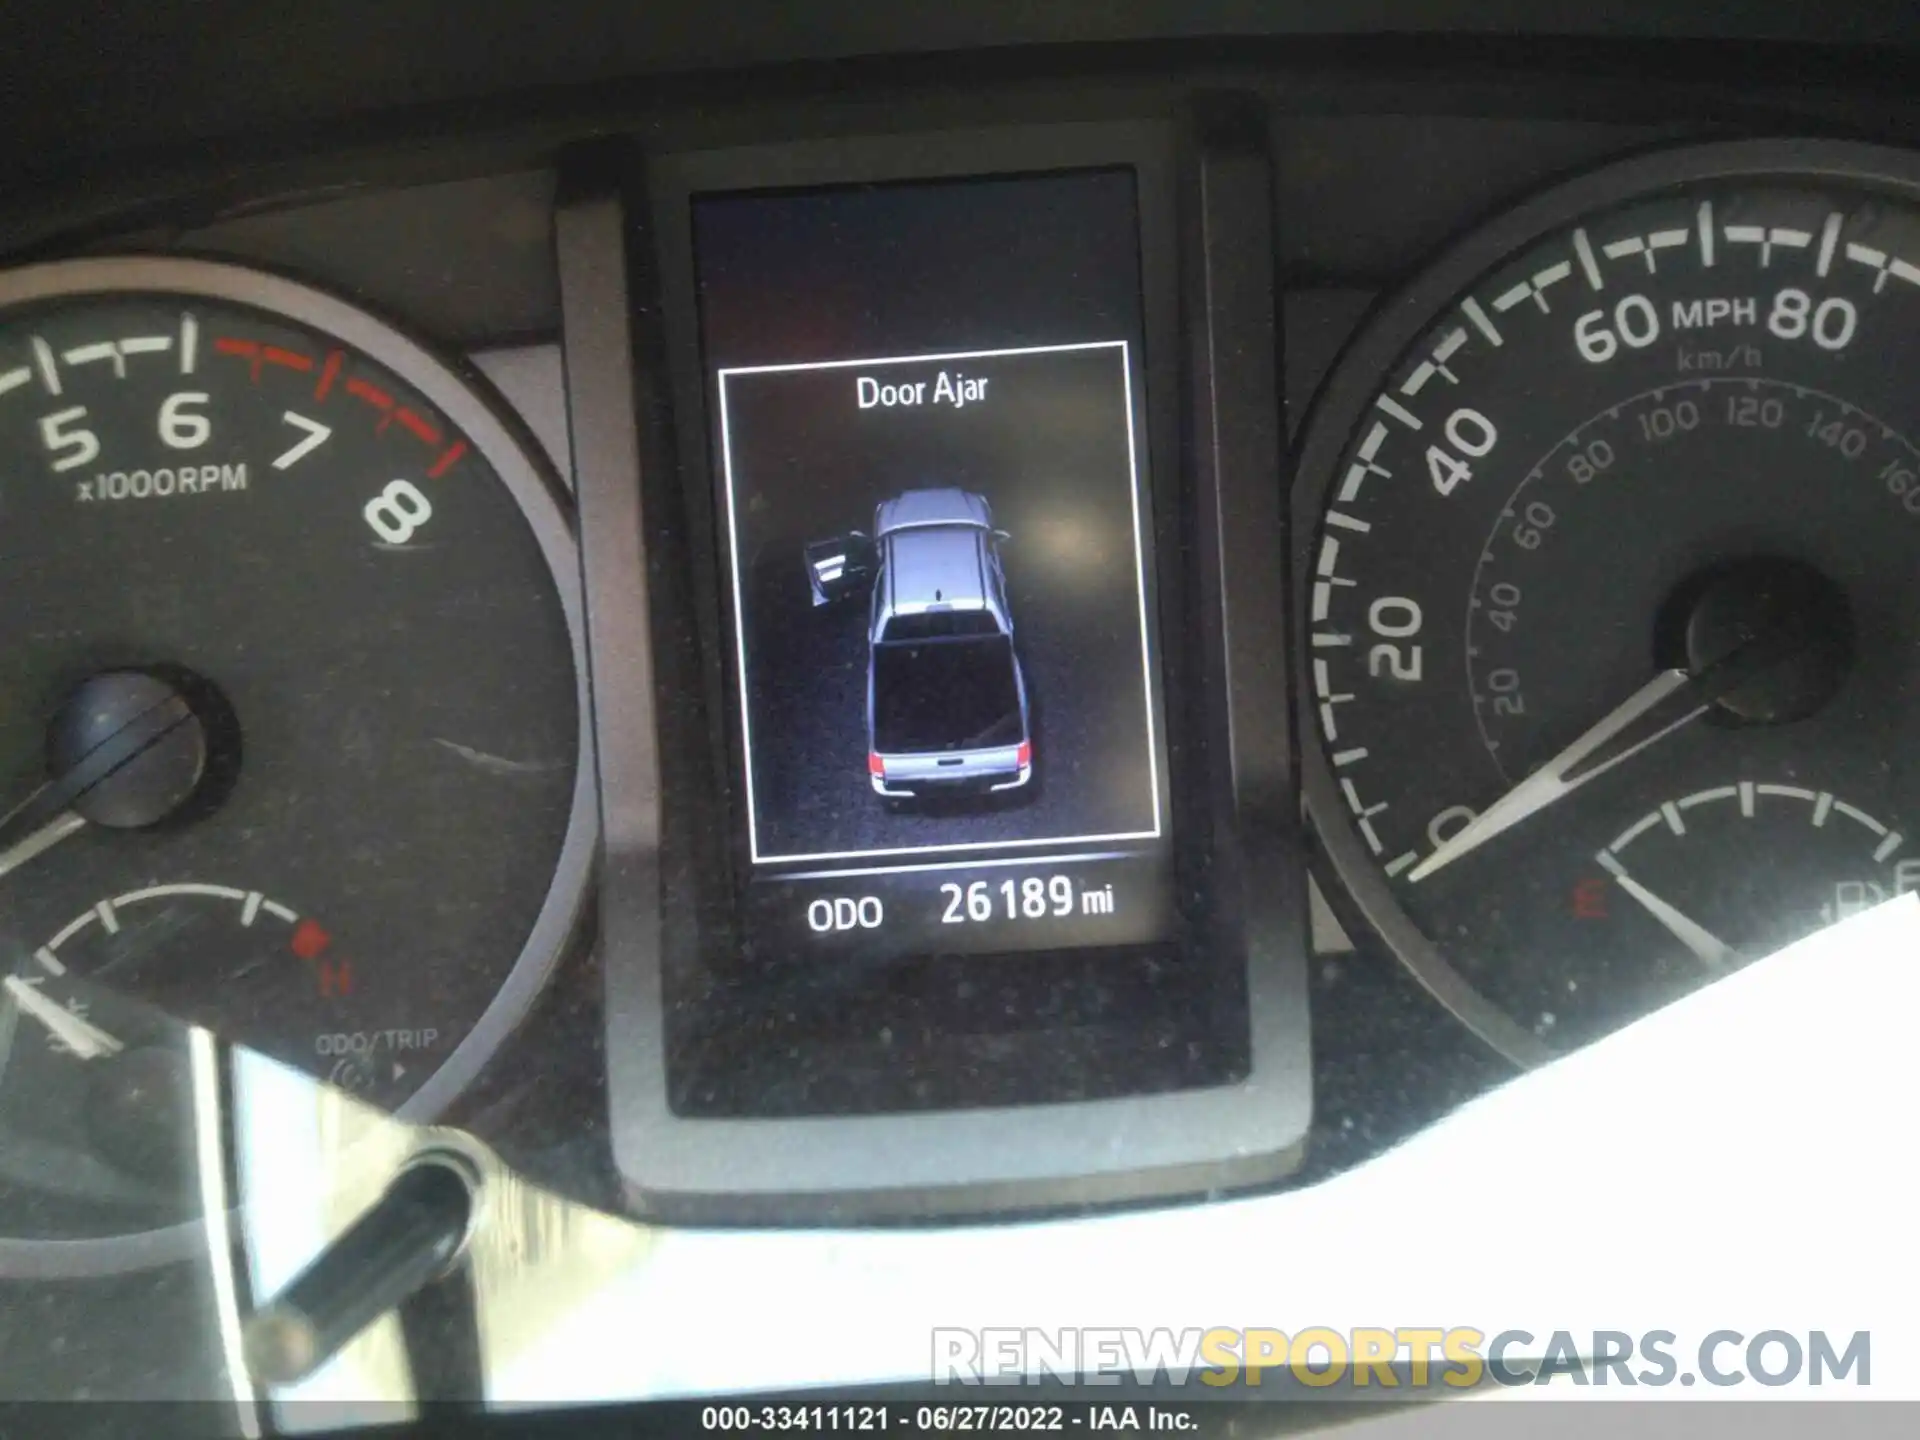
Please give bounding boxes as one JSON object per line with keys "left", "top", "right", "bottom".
{"left": 0, "top": 676, "right": 206, "bottom": 886}
{"left": 1596, "top": 854, "right": 1738, "bottom": 970}
{"left": 0, "top": 794, "right": 86, "bottom": 882}
{"left": 1408, "top": 603, "right": 1825, "bottom": 884}
{"left": 3, "top": 976, "right": 124, "bottom": 1060}
{"left": 1408, "top": 668, "right": 1703, "bottom": 882}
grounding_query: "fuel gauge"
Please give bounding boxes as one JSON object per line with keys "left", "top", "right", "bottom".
{"left": 0, "top": 958, "right": 198, "bottom": 1270}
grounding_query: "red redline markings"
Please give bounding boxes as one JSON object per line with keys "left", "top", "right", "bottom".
{"left": 214, "top": 337, "right": 314, "bottom": 381}
{"left": 261, "top": 345, "right": 314, "bottom": 373}
{"left": 314, "top": 349, "right": 344, "bottom": 401}
{"left": 213, "top": 336, "right": 263, "bottom": 381}
{"left": 344, "top": 377, "right": 393, "bottom": 409}
{"left": 427, "top": 439, "right": 467, "bottom": 478}
{"left": 214, "top": 335, "right": 462, "bottom": 470}
{"left": 345, "top": 376, "right": 396, "bottom": 431}
{"left": 394, "top": 408, "right": 440, "bottom": 446}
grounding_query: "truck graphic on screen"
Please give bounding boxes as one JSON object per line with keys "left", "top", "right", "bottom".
{"left": 806, "top": 488, "right": 1032, "bottom": 800}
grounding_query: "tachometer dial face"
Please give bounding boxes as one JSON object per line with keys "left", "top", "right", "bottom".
{"left": 1295, "top": 142, "right": 1920, "bottom": 1062}
{"left": 0, "top": 258, "right": 593, "bottom": 1270}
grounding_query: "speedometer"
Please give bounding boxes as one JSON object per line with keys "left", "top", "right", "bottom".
{"left": 1295, "top": 141, "right": 1920, "bottom": 1062}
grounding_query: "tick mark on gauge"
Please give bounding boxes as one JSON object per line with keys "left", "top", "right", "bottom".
{"left": 1816, "top": 212, "right": 1844, "bottom": 276}
{"left": 62, "top": 341, "right": 125, "bottom": 377}
{"left": 1573, "top": 227, "right": 1604, "bottom": 290}
{"left": 345, "top": 377, "right": 395, "bottom": 424}
{"left": 428, "top": 439, "right": 467, "bottom": 478}
{"left": 1460, "top": 295, "right": 1503, "bottom": 346}
{"left": 1375, "top": 393, "right": 1422, "bottom": 429}
{"left": 30, "top": 337, "right": 61, "bottom": 394}
{"left": 1430, "top": 326, "right": 1468, "bottom": 382}
{"left": 395, "top": 408, "right": 440, "bottom": 446}
{"left": 314, "top": 348, "right": 344, "bottom": 400}
{"left": 213, "top": 335, "right": 260, "bottom": 376}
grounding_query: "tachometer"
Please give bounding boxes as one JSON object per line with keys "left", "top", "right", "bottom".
{"left": 0, "top": 258, "right": 594, "bottom": 1272}
{"left": 1295, "top": 141, "right": 1920, "bottom": 1062}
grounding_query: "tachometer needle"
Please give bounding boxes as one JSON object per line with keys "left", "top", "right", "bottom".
{"left": 1408, "top": 669, "right": 1703, "bottom": 882}
{"left": 3, "top": 975, "right": 124, "bottom": 1060}
{"left": 1596, "top": 853, "right": 1738, "bottom": 970}
{"left": 0, "top": 796, "right": 86, "bottom": 883}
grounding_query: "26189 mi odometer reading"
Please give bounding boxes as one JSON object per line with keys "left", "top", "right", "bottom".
{"left": 800, "top": 871, "right": 1127, "bottom": 935}
{"left": 1298, "top": 142, "right": 1920, "bottom": 1061}
{"left": 939, "top": 875, "right": 1119, "bottom": 925}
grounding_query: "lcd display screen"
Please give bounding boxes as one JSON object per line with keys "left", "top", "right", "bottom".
{"left": 694, "top": 169, "right": 1176, "bottom": 965}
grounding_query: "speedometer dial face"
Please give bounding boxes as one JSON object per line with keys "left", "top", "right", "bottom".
{"left": 1296, "top": 142, "right": 1920, "bottom": 1062}
{"left": 0, "top": 259, "right": 593, "bottom": 1270}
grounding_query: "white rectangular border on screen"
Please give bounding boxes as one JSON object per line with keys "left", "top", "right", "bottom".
{"left": 715, "top": 339, "right": 1163, "bottom": 865}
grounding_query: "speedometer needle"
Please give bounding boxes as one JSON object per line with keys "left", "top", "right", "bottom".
{"left": 1596, "top": 854, "right": 1738, "bottom": 969}
{"left": 3, "top": 976, "right": 124, "bottom": 1060}
{"left": 1408, "top": 669, "right": 1702, "bottom": 881}
{"left": 1408, "top": 599, "right": 1824, "bottom": 884}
